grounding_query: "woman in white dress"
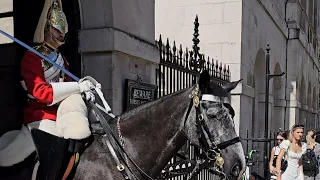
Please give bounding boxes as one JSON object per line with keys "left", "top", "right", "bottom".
{"left": 275, "top": 124, "right": 307, "bottom": 180}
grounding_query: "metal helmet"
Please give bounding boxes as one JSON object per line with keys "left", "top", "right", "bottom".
{"left": 33, "top": 0, "right": 68, "bottom": 44}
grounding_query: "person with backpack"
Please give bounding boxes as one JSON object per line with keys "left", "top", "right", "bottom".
{"left": 269, "top": 131, "right": 288, "bottom": 179}
{"left": 303, "top": 129, "right": 319, "bottom": 180}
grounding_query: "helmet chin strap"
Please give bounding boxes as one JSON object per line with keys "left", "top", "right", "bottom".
{"left": 47, "top": 28, "right": 66, "bottom": 47}
{"left": 51, "top": 32, "right": 65, "bottom": 46}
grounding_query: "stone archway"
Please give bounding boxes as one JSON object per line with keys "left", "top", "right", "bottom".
{"left": 313, "top": 87, "right": 317, "bottom": 109}
{"left": 253, "top": 49, "right": 266, "bottom": 134}
{"left": 299, "top": 77, "right": 306, "bottom": 125}
{"left": 306, "top": 82, "right": 314, "bottom": 129}
{"left": 59, "top": 0, "right": 82, "bottom": 78}
{"left": 14, "top": 0, "right": 82, "bottom": 75}
{"left": 313, "top": 87, "right": 318, "bottom": 128}
{"left": 307, "top": 82, "right": 312, "bottom": 107}
{"left": 3, "top": 0, "right": 82, "bottom": 135}
{"left": 271, "top": 63, "right": 284, "bottom": 133}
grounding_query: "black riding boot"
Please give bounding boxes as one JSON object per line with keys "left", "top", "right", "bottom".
{"left": 31, "top": 129, "right": 70, "bottom": 180}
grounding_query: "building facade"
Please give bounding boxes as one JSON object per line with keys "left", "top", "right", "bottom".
{"left": 0, "top": 0, "right": 319, "bottom": 140}
{"left": 156, "top": 0, "right": 320, "bottom": 136}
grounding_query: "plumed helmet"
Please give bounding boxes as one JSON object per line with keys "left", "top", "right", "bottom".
{"left": 33, "top": 0, "right": 68, "bottom": 43}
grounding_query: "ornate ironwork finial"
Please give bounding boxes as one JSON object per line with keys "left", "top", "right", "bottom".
{"left": 266, "top": 44, "right": 270, "bottom": 53}
{"left": 190, "top": 15, "right": 204, "bottom": 73}
{"left": 193, "top": 15, "right": 200, "bottom": 57}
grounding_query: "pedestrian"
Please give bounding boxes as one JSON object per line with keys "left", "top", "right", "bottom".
{"left": 269, "top": 131, "right": 288, "bottom": 179}
{"left": 303, "top": 129, "right": 318, "bottom": 180}
{"left": 275, "top": 124, "right": 306, "bottom": 180}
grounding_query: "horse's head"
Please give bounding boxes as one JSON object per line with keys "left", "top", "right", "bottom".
{"left": 184, "top": 70, "right": 245, "bottom": 180}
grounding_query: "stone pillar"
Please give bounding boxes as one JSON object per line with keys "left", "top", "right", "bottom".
{"left": 78, "top": 0, "right": 159, "bottom": 115}
{"left": 272, "top": 99, "right": 286, "bottom": 132}
{"left": 285, "top": 40, "right": 299, "bottom": 129}
{"left": 232, "top": 83, "right": 256, "bottom": 135}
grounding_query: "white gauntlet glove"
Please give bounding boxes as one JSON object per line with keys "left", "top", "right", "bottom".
{"left": 83, "top": 91, "right": 95, "bottom": 102}
{"left": 78, "top": 80, "right": 95, "bottom": 92}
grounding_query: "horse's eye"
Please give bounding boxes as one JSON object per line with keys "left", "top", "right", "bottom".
{"left": 223, "top": 103, "right": 235, "bottom": 118}
{"left": 206, "top": 110, "right": 217, "bottom": 119}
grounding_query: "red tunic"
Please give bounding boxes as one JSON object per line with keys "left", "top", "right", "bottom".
{"left": 21, "top": 51, "right": 72, "bottom": 124}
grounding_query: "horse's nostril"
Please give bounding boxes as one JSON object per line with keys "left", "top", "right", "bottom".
{"left": 231, "top": 164, "right": 241, "bottom": 177}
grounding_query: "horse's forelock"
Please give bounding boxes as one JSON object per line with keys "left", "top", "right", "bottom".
{"left": 208, "top": 81, "right": 230, "bottom": 98}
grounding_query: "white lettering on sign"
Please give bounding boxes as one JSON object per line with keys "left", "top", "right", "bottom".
{"left": 129, "top": 99, "right": 141, "bottom": 105}
{"left": 132, "top": 89, "right": 152, "bottom": 100}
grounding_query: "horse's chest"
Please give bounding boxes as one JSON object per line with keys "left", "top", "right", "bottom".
{"left": 73, "top": 138, "right": 125, "bottom": 180}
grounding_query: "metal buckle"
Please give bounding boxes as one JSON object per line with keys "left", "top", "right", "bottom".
{"left": 189, "top": 85, "right": 200, "bottom": 107}
{"left": 117, "top": 164, "right": 125, "bottom": 171}
{"left": 198, "top": 114, "right": 204, "bottom": 121}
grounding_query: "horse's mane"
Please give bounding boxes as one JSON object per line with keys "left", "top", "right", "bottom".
{"left": 118, "top": 85, "right": 195, "bottom": 121}
{"left": 114, "top": 80, "right": 230, "bottom": 123}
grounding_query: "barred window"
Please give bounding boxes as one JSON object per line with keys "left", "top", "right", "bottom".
{"left": 0, "top": 0, "right": 13, "bottom": 44}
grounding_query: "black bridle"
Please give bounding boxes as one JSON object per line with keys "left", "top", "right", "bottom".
{"left": 180, "top": 85, "right": 240, "bottom": 174}
{"left": 90, "top": 85, "right": 240, "bottom": 180}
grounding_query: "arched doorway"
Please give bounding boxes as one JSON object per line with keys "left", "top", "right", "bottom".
{"left": 271, "top": 63, "right": 284, "bottom": 133}
{"left": 299, "top": 77, "right": 306, "bottom": 125}
{"left": 313, "top": 87, "right": 318, "bottom": 128}
{"left": 306, "top": 82, "right": 314, "bottom": 129}
{"left": 59, "top": 0, "right": 82, "bottom": 78}
{"left": 253, "top": 49, "right": 266, "bottom": 134}
{"left": 14, "top": 0, "right": 81, "bottom": 77}
{"left": 0, "top": 0, "right": 82, "bottom": 134}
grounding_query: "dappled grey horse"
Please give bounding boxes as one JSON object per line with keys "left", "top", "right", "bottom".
{"left": 0, "top": 70, "right": 245, "bottom": 180}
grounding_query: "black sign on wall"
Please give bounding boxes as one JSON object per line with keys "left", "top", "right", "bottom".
{"left": 124, "top": 79, "right": 158, "bottom": 111}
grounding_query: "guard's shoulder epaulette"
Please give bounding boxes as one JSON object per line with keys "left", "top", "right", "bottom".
{"left": 36, "top": 44, "right": 51, "bottom": 57}
{"left": 33, "top": 44, "right": 41, "bottom": 50}
{"left": 27, "top": 44, "right": 50, "bottom": 57}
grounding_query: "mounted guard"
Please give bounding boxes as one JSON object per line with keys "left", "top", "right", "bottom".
{"left": 0, "top": 1, "right": 246, "bottom": 179}
{"left": 19, "top": 0, "right": 96, "bottom": 179}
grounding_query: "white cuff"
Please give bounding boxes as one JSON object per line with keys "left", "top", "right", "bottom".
{"left": 49, "top": 82, "right": 80, "bottom": 105}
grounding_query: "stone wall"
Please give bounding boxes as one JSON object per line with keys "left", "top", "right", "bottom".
{"left": 240, "top": 0, "right": 288, "bottom": 137}
{"left": 155, "top": 0, "right": 243, "bottom": 133}
{"left": 155, "top": 0, "right": 320, "bottom": 135}
{"left": 79, "top": 0, "right": 159, "bottom": 115}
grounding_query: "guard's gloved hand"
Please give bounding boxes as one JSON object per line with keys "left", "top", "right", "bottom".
{"left": 78, "top": 80, "right": 95, "bottom": 92}
{"left": 83, "top": 91, "right": 95, "bottom": 102}
{"left": 95, "top": 83, "right": 102, "bottom": 90}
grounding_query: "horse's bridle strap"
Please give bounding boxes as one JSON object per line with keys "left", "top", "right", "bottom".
{"left": 184, "top": 93, "right": 240, "bottom": 154}
{"left": 216, "top": 137, "right": 240, "bottom": 150}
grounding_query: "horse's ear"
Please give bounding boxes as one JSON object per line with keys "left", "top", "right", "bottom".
{"left": 222, "top": 79, "right": 242, "bottom": 92}
{"left": 199, "top": 70, "right": 210, "bottom": 87}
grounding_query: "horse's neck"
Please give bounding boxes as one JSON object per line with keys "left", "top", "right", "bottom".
{"left": 116, "top": 88, "right": 192, "bottom": 177}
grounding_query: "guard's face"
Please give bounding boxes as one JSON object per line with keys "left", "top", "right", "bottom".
{"left": 49, "top": 26, "right": 65, "bottom": 42}
{"left": 45, "top": 26, "right": 66, "bottom": 48}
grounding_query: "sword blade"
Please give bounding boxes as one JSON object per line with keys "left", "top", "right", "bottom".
{"left": 0, "top": 29, "right": 79, "bottom": 81}
{"left": 0, "top": 30, "right": 116, "bottom": 118}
